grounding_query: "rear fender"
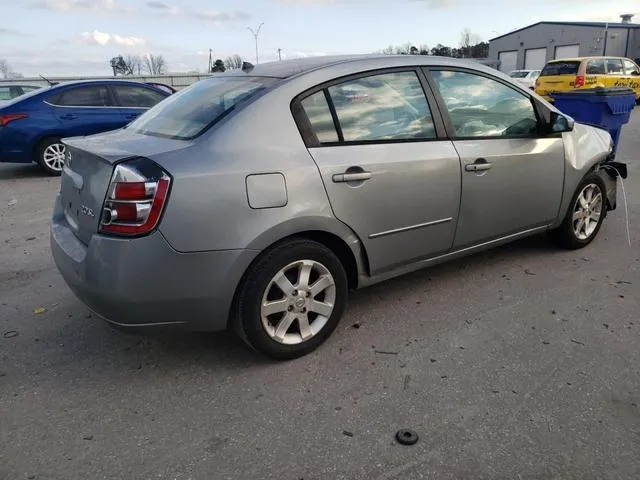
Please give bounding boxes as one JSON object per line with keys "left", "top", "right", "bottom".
{"left": 244, "top": 215, "right": 370, "bottom": 280}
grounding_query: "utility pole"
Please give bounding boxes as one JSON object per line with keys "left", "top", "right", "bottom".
{"left": 208, "top": 49, "right": 212, "bottom": 73}
{"left": 277, "top": 48, "right": 282, "bottom": 61}
{"left": 247, "top": 23, "right": 264, "bottom": 64}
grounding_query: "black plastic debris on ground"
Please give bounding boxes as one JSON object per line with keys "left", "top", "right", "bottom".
{"left": 395, "top": 429, "right": 418, "bottom": 446}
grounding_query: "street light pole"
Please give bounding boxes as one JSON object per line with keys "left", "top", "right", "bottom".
{"left": 247, "top": 23, "right": 264, "bottom": 64}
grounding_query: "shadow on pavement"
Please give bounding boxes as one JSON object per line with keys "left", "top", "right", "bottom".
{"left": 0, "top": 163, "right": 51, "bottom": 180}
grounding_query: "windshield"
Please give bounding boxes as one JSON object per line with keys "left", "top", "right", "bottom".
{"left": 509, "top": 71, "right": 529, "bottom": 78}
{"left": 128, "top": 76, "right": 277, "bottom": 140}
{"left": 540, "top": 61, "right": 580, "bottom": 76}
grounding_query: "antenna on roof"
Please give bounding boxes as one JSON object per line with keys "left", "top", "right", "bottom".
{"left": 39, "top": 74, "right": 55, "bottom": 86}
{"left": 242, "top": 61, "right": 255, "bottom": 73}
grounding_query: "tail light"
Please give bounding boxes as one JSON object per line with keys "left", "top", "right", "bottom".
{"left": 99, "top": 158, "right": 171, "bottom": 237}
{"left": 574, "top": 75, "right": 585, "bottom": 88}
{"left": 0, "top": 113, "right": 28, "bottom": 127}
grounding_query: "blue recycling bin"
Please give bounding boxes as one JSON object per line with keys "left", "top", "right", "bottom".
{"left": 551, "top": 87, "right": 636, "bottom": 156}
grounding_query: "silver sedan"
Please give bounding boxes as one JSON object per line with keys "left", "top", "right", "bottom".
{"left": 51, "top": 55, "right": 623, "bottom": 359}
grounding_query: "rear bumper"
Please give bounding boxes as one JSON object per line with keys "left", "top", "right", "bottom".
{"left": 50, "top": 194, "right": 258, "bottom": 331}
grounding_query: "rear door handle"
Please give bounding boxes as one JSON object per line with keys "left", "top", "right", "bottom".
{"left": 332, "top": 172, "right": 372, "bottom": 183}
{"left": 465, "top": 159, "right": 492, "bottom": 172}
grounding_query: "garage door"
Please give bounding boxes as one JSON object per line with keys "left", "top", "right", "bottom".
{"left": 498, "top": 50, "right": 518, "bottom": 73}
{"left": 524, "top": 48, "right": 547, "bottom": 70}
{"left": 555, "top": 44, "right": 580, "bottom": 60}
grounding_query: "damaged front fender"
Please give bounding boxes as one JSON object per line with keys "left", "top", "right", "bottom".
{"left": 553, "top": 123, "right": 623, "bottom": 227}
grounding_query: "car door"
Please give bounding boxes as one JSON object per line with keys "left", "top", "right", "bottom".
{"left": 110, "top": 84, "right": 168, "bottom": 124}
{"left": 427, "top": 68, "right": 565, "bottom": 249}
{"left": 294, "top": 69, "right": 462, "bottom": 275}
{"left": 604, "top": 58, "right": 627, "bottom": 88}
{"left": 49, "top": 84, "right": 124, "bottom": 135}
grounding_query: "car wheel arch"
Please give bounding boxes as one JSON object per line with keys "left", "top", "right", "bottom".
{"left": 243, "top": 218, "right": 371, "bottom": 288}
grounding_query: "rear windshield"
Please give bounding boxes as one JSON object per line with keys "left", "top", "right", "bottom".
{"left": 540, "top": 61, "right": 580, "bottom": 76}
{"left": 509, "top": 71, "right": 529, "bottom": 78}
{"left": 128, "top": 76, "right": 277, "bottom": 140}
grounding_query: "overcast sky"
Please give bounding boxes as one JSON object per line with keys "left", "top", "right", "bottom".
{"left": 0, "top": 0, "right": 637, "bottom": 77}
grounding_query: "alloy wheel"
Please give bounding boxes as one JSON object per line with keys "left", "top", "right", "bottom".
{"left": 572, "top": 183, "right": 602, "bottom": 240}
{"left": 42, "top": 143, "right": 66, "bottom": 172}
{"left": 260, "top": 259, "right": 336, "bottom": 345}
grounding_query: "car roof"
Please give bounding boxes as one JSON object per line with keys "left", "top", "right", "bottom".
{"left": 219, "top": 54, "right": 500, "bottom": 79}
{"left": 547, "top": 56, "right": 632, "bottom": 63}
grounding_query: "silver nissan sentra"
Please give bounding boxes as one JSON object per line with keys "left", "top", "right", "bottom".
{"left": 51, "top": 54, "right": 624, "bottom": 359}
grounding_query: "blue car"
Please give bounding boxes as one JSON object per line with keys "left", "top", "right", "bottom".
{"left": 0, "top": 79, "right": 171, "bottom": 175}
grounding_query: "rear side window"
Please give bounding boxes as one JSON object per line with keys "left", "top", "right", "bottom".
{"left": 49, "top": 86, "right": 112, "bottom": 107}
{"left": 113, "top": 85, "right": 166, "bottom": 108}
{"left": 300, "top": 92, "right": 339, "bottom": 143}
{"left": 605, "top": 59, "right": 624, "bottom": 74}
{"left": 128, "top": 77, "right": 275, "bottom": 140}
{"left": 328, "top": 71, "right": 436, "bottom": 142}
{"left": 586, "top": 59, "right": 606, "bottom": 75}
{"left": 0, "top": 87, "right": 12, "bottom": 100}
{"left": 623, "top": 60, "right": 640, "bottom": 75}
{"left": 541, "top": 61, "right": 580, "bottom": 76}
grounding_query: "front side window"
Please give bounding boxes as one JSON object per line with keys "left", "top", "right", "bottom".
{"left": 623, "top": 60, "right": 639, "bottom": 75}
{"left": 606, "top": 59, "right": 624, "bottom": 75}
{"left": 432, "top": 70, "right": 538, "bottom": 138}
{"left": 113, "top": 85, "right": 166, "bottom": 108}
{"left": 128, "top": 76, "right": 275, "bottom": 140}
{"left": 327, "top": 71, "right": 436, "bottom": 142}
{"left": 51, "top": 86, "right": 112, "bottom": 107}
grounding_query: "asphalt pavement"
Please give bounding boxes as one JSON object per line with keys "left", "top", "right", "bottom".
{"left": 1, "top": 114, "right": 640, "bottom": 480}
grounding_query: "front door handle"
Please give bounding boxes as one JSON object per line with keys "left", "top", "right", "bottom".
{"left": 465, "top": 159, "right": 492, "bottom": 172}
{"left": 332, "top": 172, "right": 372, "bottom": 183}
{"left": 59, "top": 114, "right": 78, "bottom": 120}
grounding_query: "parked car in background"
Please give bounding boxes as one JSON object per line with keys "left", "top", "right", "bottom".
{"left": 508, "top": 69, "right": 540, "bottom": 89}
{"left": 50, "top": 55, "right": 622, "bottom": 360}
{"left": 0, "top": 83, "right": 43, "bottom": 103}
{"left": 0, "top": 79, "right": 171, "bottom": 174}
{"left": 535, "top": 56, "right": 640, "bottom": 102}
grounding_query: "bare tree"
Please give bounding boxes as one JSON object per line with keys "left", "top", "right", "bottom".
{"left": 460, "top": 28, "right": 481, "bottom": 58}
{"left": 143, "top": 54, "right": 167, "bottom": 75}
{"left": 0, "top": 59, "right": 12, "bottom": 79}
{"left": 224, "top": 54, "right": 243, "bottom": 70}
{"left": 123, "top": 55, "right": 142, "bottom": 75}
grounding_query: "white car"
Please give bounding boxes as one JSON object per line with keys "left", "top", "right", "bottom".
{"left": 508, "top": 70, "right": 541, "bottom": 90}
{"left": 0, "top": 84, "right": 43, "bottom": 104}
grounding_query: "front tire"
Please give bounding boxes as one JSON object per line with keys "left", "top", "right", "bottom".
{"left": 234, "top": 239, "right": 348, "bottom": 360}
{"left": 551, "top": 173, "right": 607, "bottom": 249}
{"left": 35, "top": 137, "right": 65, "bottom": 176}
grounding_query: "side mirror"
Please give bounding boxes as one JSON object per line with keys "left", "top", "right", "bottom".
{"left": 549, "top": 111, "right": 574, "bottom": 133}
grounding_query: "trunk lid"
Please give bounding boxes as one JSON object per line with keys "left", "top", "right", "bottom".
{"left": 60, "top": 129, "right": 190, "bottom": 245}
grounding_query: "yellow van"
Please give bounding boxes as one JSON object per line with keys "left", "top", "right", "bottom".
{"left": 535, "top": 56, "right": 640, "bottom": 103}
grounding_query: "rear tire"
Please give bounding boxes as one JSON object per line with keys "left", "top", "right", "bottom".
{"left": 550, "top": 173, "right": 607, "bottom": 249}
{"left": 35, "top": 137, "right": 65, "bottom": 176}
{"left": 233, "top": 239, "right": 348, "bottom": 360}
